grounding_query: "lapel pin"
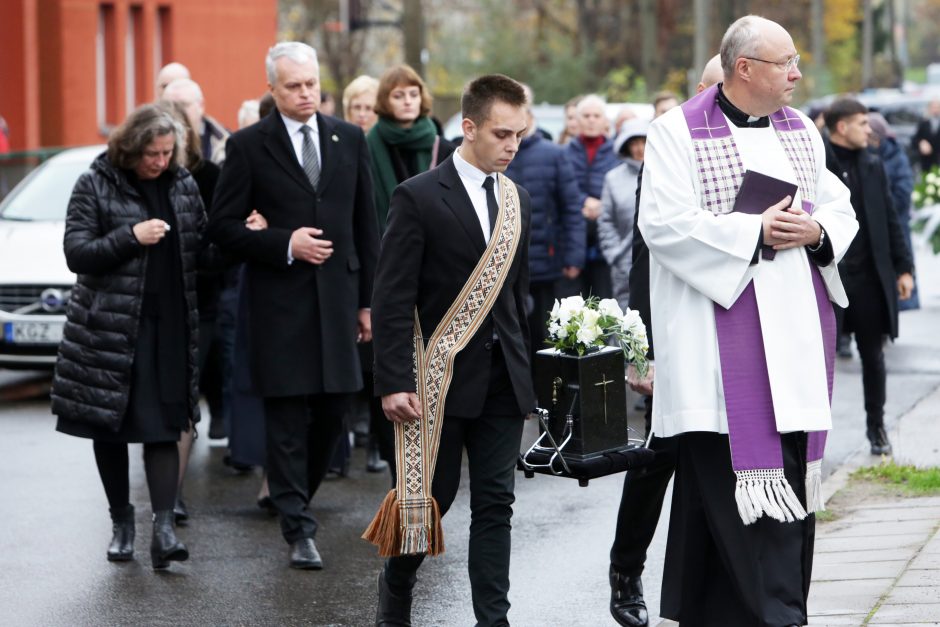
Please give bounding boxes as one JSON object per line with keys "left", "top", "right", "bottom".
{"left": 332, "top": 134, "right": 339, "bottom": 142}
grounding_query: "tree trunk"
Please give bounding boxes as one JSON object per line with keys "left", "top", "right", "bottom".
{"left": 862, "top": 0, "right": 874, "bottom": 89}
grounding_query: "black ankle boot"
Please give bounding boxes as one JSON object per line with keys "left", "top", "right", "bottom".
{"left": 867, "top": 426, "right": 893, "bottom": 455}
{"left": 866, "top": 415, "right": 893, "bottom": 456}
{"left": 366, "top": 440, "right": 389, "bottom": 473}
{"left": 375, "top": 569, "right": 413, "bottom": 626}
{"left": 609, "top": 565, "right": 648, "bottom": 627}
{"left": 151, "top": 510, "right": 189, "bottom": 570}
{"left": 173, "top": 495, "right": 189, "bottom": 526}
{"left": 107, "top": 505, "right": 135, "bottom": 562}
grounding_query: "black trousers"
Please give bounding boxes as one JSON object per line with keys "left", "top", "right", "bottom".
{"left": 836, "top": 277, "right": 889, "bottom": 424}
{"left": 609, "top": 432, "right": 678, "bottom": 578}
{"left": 263, "top": 393, "right": 348, "bottom": 544}
{"left": 662, "top": 431, "right": 814, "bottom": 627}
{"left": 527, "top": 279, "right": 558, "bottom": 365}
{"left": 384, "top": 344, "right": 524, "bottom": 627}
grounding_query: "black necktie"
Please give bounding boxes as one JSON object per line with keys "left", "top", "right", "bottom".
{"left": 482, "top": 176, "right": 498, "bottom": 236}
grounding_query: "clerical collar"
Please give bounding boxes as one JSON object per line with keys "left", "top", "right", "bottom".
{"left": 717, "top": 84, "right": 770, "bottom": 128}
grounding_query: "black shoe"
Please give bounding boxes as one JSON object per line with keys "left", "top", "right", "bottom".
{"left": 257, "top": 496, "right": 278, "bottom": 517}
{"left": 375, "top": 570, "right": 412, "bottom": 627}
{"left": 366, "top": 446, "right": 389, "bottom": 473}
{"left": 609, "top": 566, "right": 648, "bottom": 627}
{"left": 173, "top": 496, "right": 189, "bottom": 526}
{"left": 867, "top": 427, "right": 893, "bottom": 456}
{"left": 222, "top": 455, "right": 254, "bottom": 473}
{"left": 208, "top": 418, "right": 228, "bottom": 440}
{"left": 289, "top": 538, "right": 323, "bottom": 570}
{"left": 107, "top": 505, "right": 135, "bottom": 562}
{"left": 151, "top": 510, "right": 189, "bottom": 570}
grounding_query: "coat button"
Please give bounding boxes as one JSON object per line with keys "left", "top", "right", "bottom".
{"left": 484, "top": 341, "right": 493, "bottom": 351}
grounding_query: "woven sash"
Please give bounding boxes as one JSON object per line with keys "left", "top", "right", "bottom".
{"left": 363, "top": 173, "right": 522, "bottom": 556}
{"left": 680, "top": 85, "right": 834, "bottom": 524}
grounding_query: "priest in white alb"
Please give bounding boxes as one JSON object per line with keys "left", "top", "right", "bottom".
{"left": 638, "top": 15, "right": 858, "bottom": 626}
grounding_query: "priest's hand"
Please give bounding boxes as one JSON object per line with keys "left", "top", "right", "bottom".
{"left": 627, "top": 363, "right": 654, "bottom": 396}
{"left": 897, "top": 272, "right": 914, "bottom": 300}
{"left": 382, "top": 392, "right": 421, "bottom": 423}
{"left": 562, "top": 266, "right": 581, "bottom": 280}
{"left": 765, "top": 200, "right": 822, "bottom": 250}
{"left": 919, "top": 139, "right": 933, "bottom": 156}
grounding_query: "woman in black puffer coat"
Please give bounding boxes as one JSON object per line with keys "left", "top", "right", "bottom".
{"left": 51, "top": 104, "right": 204, "bottom": 570}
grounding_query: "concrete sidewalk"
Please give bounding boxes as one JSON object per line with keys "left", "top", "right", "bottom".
{"left": 808, "top": 383, "right": 940, "bottom": 626}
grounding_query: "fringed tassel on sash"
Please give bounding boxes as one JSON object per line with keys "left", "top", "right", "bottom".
{"left": 805, "top": 458, "right": 826, "bottom": 514}
{"left": 362, "top": 489, "right": 401, "bottom": 557}
{"left": 363, "top": 491, "right": 446, "bottom": 558}
{"left": 400, "top": 497, "right": 445, "bottom": 556}
{"left": 734, "top": 469, "right": 808, "bottom": 526}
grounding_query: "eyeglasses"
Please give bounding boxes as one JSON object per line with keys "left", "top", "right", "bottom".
{"left": 743, "top": 54, "right": 800, "bottom": 72}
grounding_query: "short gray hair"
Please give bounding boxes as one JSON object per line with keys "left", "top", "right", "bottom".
{"left": 162, "top": 78, "right": 204, "bottom": 104}
{"left": 576, "top": 94, "right": 606, "bottom": 117}
{"left": 720, "top": 15, "right": 765, "bottom": 78}
{"left": 266, "top": 42, "right": 319, "bottom": 85}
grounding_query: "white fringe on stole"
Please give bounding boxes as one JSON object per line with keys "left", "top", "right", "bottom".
{"left": 805, "top": 458, "right": 826, "bottom": 514}
{"left": 734, "top": 468, "right": 808, "bottom": 525}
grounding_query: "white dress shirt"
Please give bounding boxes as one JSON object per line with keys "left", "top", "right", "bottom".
{"left": 453, "top": 147, "right": 498, "bottom": 244}
{"left": 280, "top": 112, "right": 321, "bottom": 265}
{"left": 280, "top": 111, "right": 321, "bottom": 168}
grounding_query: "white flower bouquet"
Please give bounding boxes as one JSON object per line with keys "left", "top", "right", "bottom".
{"left": 547, "top": 296, "right": 649, "bottom": 375}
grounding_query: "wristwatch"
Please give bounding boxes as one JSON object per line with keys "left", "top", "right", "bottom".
{"left": 807, "top": 226, "right": 826, "bottom": 252}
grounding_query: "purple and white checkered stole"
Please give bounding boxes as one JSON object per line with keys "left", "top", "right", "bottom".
{"left": 680, "top": 85, "right": 834, "bottom": 524}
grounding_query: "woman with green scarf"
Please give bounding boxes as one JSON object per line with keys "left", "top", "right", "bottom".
{"left": 367, "top": 65, "right": 454, "bottom": 232}
{"left": 361, "top": 65, "right": 454, "bottom": 482}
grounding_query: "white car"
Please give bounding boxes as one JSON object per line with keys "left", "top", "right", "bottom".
{"left": 0, "top": 145, "right": 104, "bottom": 369}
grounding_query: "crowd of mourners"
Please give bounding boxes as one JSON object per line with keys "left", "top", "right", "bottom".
{"left": 45, "top": 18, "right": 929, "bottom": 625}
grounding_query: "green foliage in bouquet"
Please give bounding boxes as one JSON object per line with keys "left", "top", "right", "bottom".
{"left": 546, "top": 295, "right": 649, "bottom": 375}
{"left": 911, "top": 165, "right": 940, "bottom": 254}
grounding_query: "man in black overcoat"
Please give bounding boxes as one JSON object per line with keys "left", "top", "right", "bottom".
{"left": 824, "top": 98, "right": 914, "bottom": 456}
{"left": 209, "top": 41, "right": 378, "bottom": 569}
{"left": 911, "top": 98, "right": 940, "bottom": 173}
{"left": 371, "top": 75, "right": 534, "bottom": 627}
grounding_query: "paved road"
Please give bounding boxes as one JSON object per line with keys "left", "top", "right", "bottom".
{"left": 1, "top": 252, "right": 938, "bottom": 625}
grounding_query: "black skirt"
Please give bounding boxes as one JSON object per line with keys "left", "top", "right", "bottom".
{"left": 57, "top": 315, "right": 186, "bottom": 444}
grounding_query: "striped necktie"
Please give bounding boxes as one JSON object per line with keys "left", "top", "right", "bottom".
{"left": 299, "top": 125, "right": 320, "bottom": 190}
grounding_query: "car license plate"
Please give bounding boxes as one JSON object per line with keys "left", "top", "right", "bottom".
{"left": 3, "top": 321, "right": 65, "bottom": 345}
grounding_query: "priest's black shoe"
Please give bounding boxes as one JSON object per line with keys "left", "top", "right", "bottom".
{"left": 867, "top": 427, "right": 893, "bottom": 456}
{"left": 289, "top": 538, "right": 323, "bottom": 570}
{"left": 609, "top": 566, "right": 649, "bottom": 627}
{"left": 375, "top": 570, "right": 412, "bottom": 626}
{"left": 107, "top": 504, "right": 135, "bottom": 562}
{"left": 151, "top": 510, "right": 189, "bottom": 570}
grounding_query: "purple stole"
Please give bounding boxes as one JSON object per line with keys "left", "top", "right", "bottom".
{"left": 680, "top": 85, "right": 834, "bottom": 524}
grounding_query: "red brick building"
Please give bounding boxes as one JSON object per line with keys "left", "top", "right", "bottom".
{"left": 1, "top": 0, "right": 278, "bottom": 151}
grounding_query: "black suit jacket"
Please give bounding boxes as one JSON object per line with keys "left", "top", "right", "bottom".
{"left": 372, "top": 155, "right": 535, "bottom": 417}
{"left": 912, "top": 118, "right": 940, "bottom": 172}
{"left": 208, "top": 111, "right": 379, "bottom": 397}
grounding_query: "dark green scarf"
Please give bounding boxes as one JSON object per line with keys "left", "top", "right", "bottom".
{"left": 367, "top": 116, "right": 438, "bottom": 231}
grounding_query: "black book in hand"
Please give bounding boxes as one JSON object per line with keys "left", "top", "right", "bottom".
{"left": 732, "top": 170, "right": 798, "bottom": 261}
